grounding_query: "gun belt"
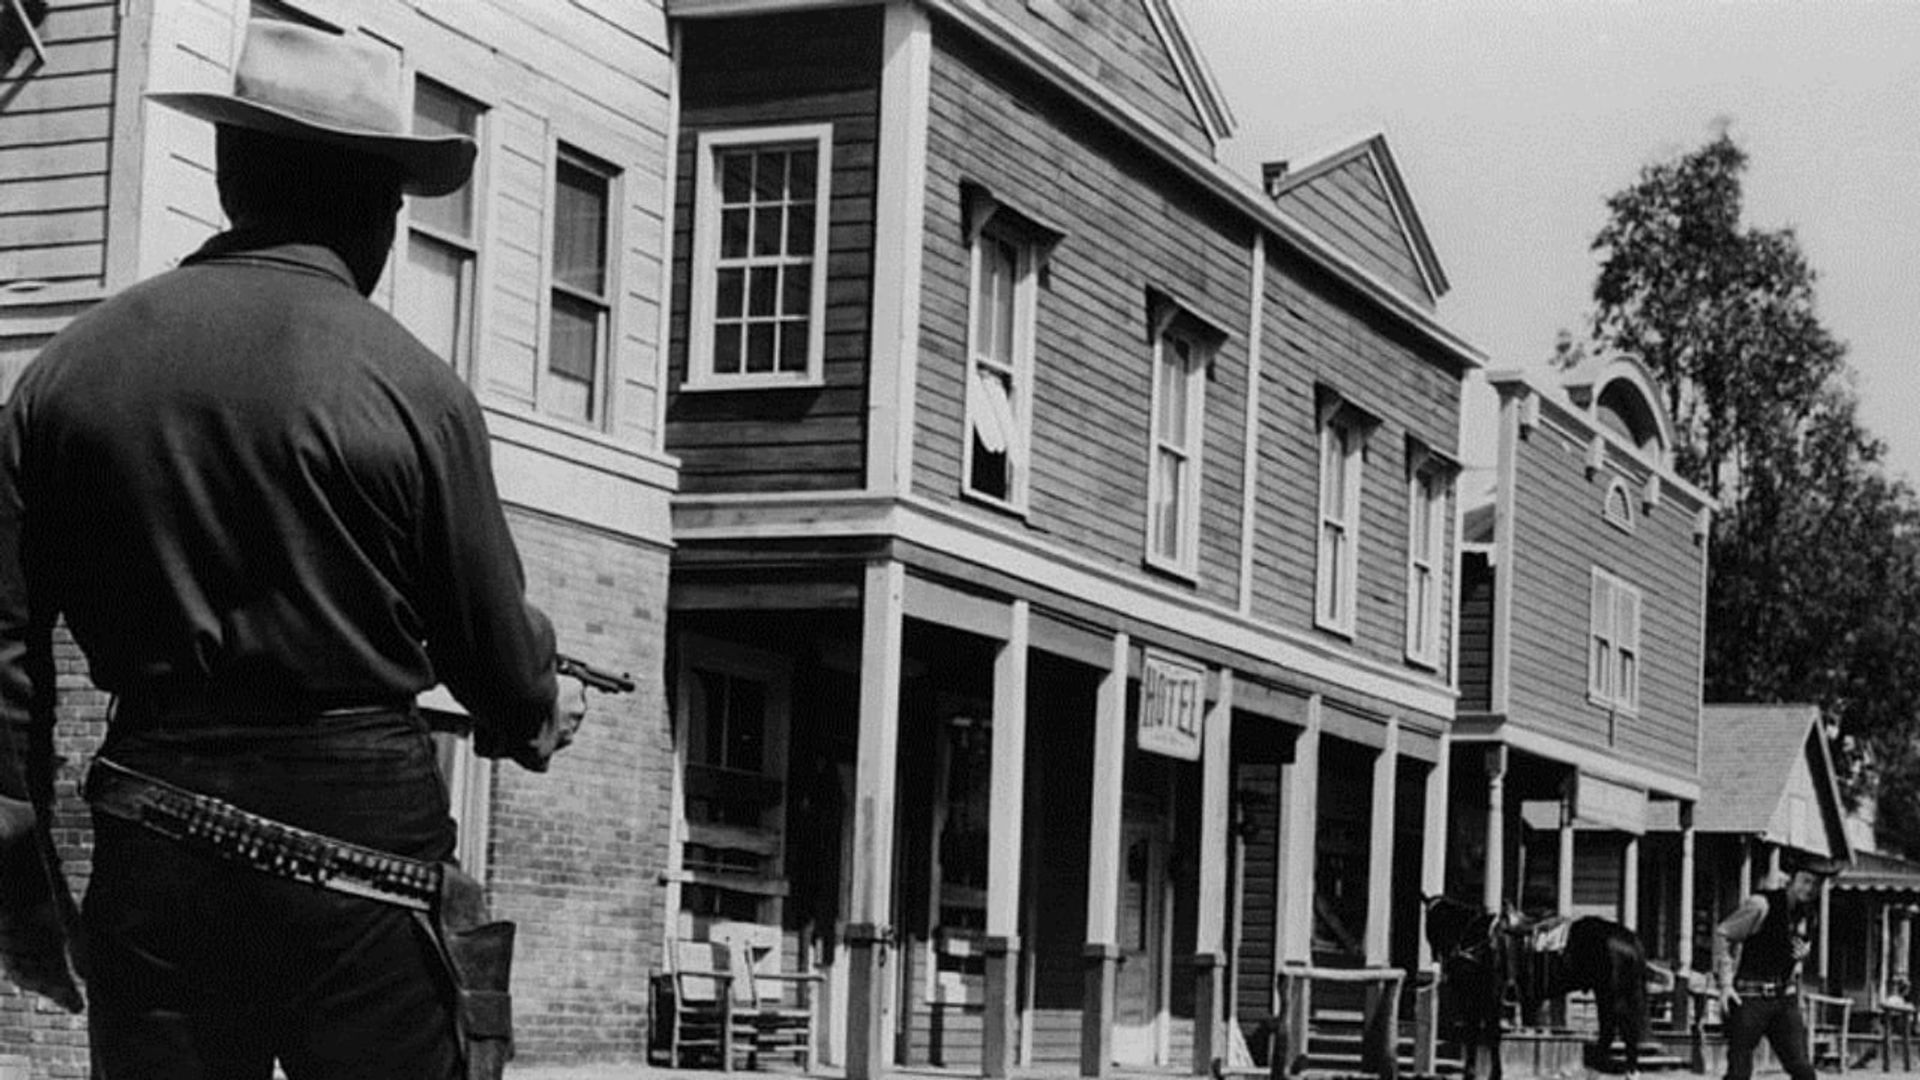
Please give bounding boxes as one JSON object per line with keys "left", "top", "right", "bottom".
{"left": 84, "top": 756, "right": 439, "bottom": 911}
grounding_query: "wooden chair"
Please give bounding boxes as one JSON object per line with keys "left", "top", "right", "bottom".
{"left": 1803, "top": 992, "right": 1853, "bottom": 1073}
{"left": 650, "top": 939, "right": 759, "bottom": 1070}
{"left": 711, "top": 922, "right": 823, "bottom": 1071}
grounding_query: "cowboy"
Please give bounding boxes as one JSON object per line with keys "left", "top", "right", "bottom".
{"left": 0, "top": 19, "right": 587, "bottom": 1079}
{"left": 1713, "top": 851, "right": 1845, "bottom": 1080}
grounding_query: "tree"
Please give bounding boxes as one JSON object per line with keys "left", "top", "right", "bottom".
{"left": 1579, "top": 131, "right": 1920, "bottom": 854}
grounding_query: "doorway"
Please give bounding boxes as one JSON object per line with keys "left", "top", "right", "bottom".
{"left": 1114, "top": 806, "right": 1170, "bottom": 1065}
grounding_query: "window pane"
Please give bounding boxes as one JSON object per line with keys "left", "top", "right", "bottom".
{"left": 1155, "top": 449, "right": 1184, "bottom": 559}
{"left": 748, "top": 266, "right": 777, "bottom": 316}
{"left": 714, "top": 323, "right": 743, "bottom": 374}
{"left": 753, "top": 149, "right": 787, "bottom": 201}
{"left": 753, "top": 206, "right": 784, "bottom": 257}
{"left": 778, "top": 323, "right": 808, "bottom": 372}
{"left": 721, "top": 151, "right": 753, "bottom": 202}
{"left": 553, "top": 156, "right": 608, "bottom": 296}
{"left": 746, "top": 323, "right": 776, "bottom": 373}
{"left": 789, "top": 148, "right": 817, "bottom": 199}
{"left": 1158, "top": 345, "right": 1189, "bottom": 447}
{"left": 780, "top": 265, "right": 811, "bottom": 317}
{"left": 991, "top": 242, "right": 1016, "bottom": 364}
{"left": 411, "top": 80, "right": 478, "bottom": 239}
{"left": 974, "top": 242, "right": 1012, "bottom": 364}
{"left": 548, "top": 291, "right": 600, "bottom": 384}
{"left": 785, "top": 203, "right": 815, "bottom": 255}
{"left": 716, "top": 267, "right": 746, "bottom": 318}
{"left": 721, "top": 208, "right": 750, "bottom": 259}
{"left": 1321, "top": 431, "right": 1347, "bottom": 520}
{"left": 399, "top": 233, "right": 467, "bottom": 367}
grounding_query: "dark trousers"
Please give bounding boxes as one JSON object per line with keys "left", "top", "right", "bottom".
{"left": 84, "top": 710, "right": 462, "bottom": 1080}
{"left": 1723, "top": 992, "right": 1818, "bottom": 1080}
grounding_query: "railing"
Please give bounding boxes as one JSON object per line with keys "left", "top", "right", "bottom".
{"left": 1272, "top": 964, "right": 1436, "bottom": 1079}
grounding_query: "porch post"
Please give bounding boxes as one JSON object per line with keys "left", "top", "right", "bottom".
{"left": 1819, "top": 875, "right": 1833, "bottom": 987}
{"left": 1279, "top": 697, "right": 1323, "bottom": 962}
{"left": 1622, "top": 832, "right": 1641, "bottom": 929}
{"left": 1676, "top": 803, "right": 1696, "bottom": 1028}
{"left": 1081, "top": 631, "right": 1130, "bottom": 1077}
{"left": 984, "top": 600, "right": 1030, "bottom": 1077}
{"left": 1364, "top": 719, "right": 1399, "bottom": 966}
{"left": 1895, "top": 908, "right": 1912, "bottom": 990}
{"left": 1557, "top": 801, "right": 1576, "bottom": 918}
{"left": 1419, "top": 732, "right": 1452, "bottom": 967}
{"left": 1738, "top": 840, "right": 1754, "bottom": 895}
{"left": 847, "top": 560, "right": 906, "bottom": 1080}
{"left": 1482, "top": 745, "right": 1507, "bottom": 914}
{"left": 1194, "top": 671, "right": 1235, "bottom": 1075}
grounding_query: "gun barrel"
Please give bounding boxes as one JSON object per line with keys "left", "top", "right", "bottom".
{"left": 557, "top": 654, "right": 636, "bottom": 694}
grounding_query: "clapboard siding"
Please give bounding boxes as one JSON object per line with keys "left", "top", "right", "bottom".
{"left": 1274, "top": 157, "right": 1429, "bottom": 305}
{"left": 1246, "top": 247, "right": 1463, "bottom": 674}
{"left": 0, "top": 0, "right": 118, "bottom": 292}
{"left": 1503, "top": 408, "right": 1706, "bottom": 779}
{"left": 1572, "top": 833, "right": 1625, "bottom": 919}
{"left": 969, "top": 0, "right": 1211, "bottom": 155}
{"left": 916, "top": 26, "right": 1250, "bottom": 610}
{"left": 1457, "top": 551, "right": 1495, "bottom": 712}
{"left": 664, "top": 9, "right": 882, "bottom": 493}
{"left": 1233, "top": 759, "right": 1282, "bottom": 1052}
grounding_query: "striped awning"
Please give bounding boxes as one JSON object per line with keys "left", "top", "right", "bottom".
{"left": 1833, "top": 849, "right": 1920, "bottom": 895}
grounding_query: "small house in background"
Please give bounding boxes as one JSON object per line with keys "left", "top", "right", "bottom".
{"left": 1694, "top": 704, "right": 1852, "bottom": 988}
{"left": 1451, "top": 356, "right": 1715, "bottom": 983}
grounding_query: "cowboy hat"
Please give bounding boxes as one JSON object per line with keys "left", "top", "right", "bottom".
{"left": 148, "top": 20, "right": 475, "bottom": 198}
{"left": 1783, "top": 851, "right": 1846, "bottom": 878}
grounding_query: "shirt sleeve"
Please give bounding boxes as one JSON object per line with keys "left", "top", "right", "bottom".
{"left": 1713, "top": 894, "right": 1770, "bottom": 989}
{"left": 0, "top": 390, "right": 57, "bottom": 809}
{"left": 416, "top": 394, "right": 560, "bottom": 771}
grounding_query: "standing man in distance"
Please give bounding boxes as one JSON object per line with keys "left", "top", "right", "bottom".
{"left": 1713, "top": 853, "right": 1844, "bottom": 1080}
{"left": 0, "top": 20, "right": 586, "bottom": 1079}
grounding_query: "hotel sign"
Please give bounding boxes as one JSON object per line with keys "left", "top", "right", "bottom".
{"left": 1138, "top": 650, "right": 1206, "bottom": 761}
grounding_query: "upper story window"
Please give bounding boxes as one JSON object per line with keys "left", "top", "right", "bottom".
{"left": 1405, "top": 446, "right": 1452, "bottom": 668}
{"left": 543, "top": 145, "right": 617, "bottom": 424}
{"left": 1316, "top": 389, "right": 1378, "bottom": 637}
{"left": 687, "top": 125, "right": 833, "bottom": 390}
{"left": 964, "top": 228, "right": 1035, "bottom": 507}
{"left": 1589, "top": 567, "right": 1642, "bottom": 713}
{"left": 398, "top": 77, "right": 484, "bottom": 376}
{"left": 1147, "top": 328, "right": 1208, "bottom": 575}
{"left": 1603, "top": 477, "right": 1637, "bottom": 532}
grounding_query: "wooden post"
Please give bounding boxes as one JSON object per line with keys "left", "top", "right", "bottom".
{"left": 1194, "top": 672, "right": 1234, "bottom": 1075}
{"left": 984, "top": 601, "right": 1029, "bottom": 1077}
{"left": 847, "top": 561, "right": 905, "bottom": 1080}
{"left": 1819, "top": 874, "right": 1833, "bottom": 988}
{"left": 1365, "top": 719, "right": 1399, "bottom": 966}
{"left": 1676, "top": 803, "right": 1697, "bottom": 1031}
{"left": 1419, "top": 733, "right": 1451, "bottom": 966}
{"left": 1483, "top": 746, "right": 1507, "bottom": 915}
{"left": 1280, "top": 700, "right": 1323, "bottom": 962}
{"left": 1080, "top": 632, "right": 1129, "bottom": 1077}
{"left": 1623, "top": 833, "right": 1641, "bottom": 929}
{"left": 1557, "top": 807, "right": 1576, "bottom": 918}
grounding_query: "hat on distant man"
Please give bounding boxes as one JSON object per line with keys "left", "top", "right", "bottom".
{"left": 147, "top": 20, "right": 475, "bottom": 197}
{"left": 1783, "top": 851, "right": 1846, "bottom": 879}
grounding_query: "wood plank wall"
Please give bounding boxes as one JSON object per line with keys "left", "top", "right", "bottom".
{"left": 1247, "top": 247, "right": 1465, "bottom": 670}
{"left": 1274, "top": 156, "right": 1432, "bottom": 309}
{"left": 665, "top": 10, "right": 882, "bottom": 493}
{"left": 916, "top": 25, "right": 1252, "bottom": 612}
{"left": 1503, "top": 411, "right": 1706, "bottom": 778}
{"left": 1457, "top": 551, "right": 1495, "bottom": 711}
{"left": 0, "top": 0, "right": 119, "bottom": 293}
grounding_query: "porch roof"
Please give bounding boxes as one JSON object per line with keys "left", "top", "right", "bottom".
{"left": 1834, "top": 849, "right": 1920, "bottom": 895}
{"left": 1697, "top": 703, "right": 1852, "bottom": 862}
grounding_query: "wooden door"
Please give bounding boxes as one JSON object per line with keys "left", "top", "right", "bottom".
{"left": 1113, "top": 813, "right": 1167, "bottom": 1065}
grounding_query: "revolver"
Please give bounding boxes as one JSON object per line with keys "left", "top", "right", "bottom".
{"left": 557, "top": 654, "right": 636, "bottom": 694}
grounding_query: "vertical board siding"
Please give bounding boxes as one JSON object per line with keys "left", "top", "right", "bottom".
{"left": 664, "top": 10, "right": 882, "bottom": 493}
{"left": 1247, "top": 249, "right": 1463, "bottom": 674}
{"left": 0, "top": 0, "right": 120, "bottom": 290}
{"left": 973, "top": 0, "right": 1212, "bottom": 155}
{"left": 916, "top": 28, "right": 1250, "bottom": 611}
{"left": 1457, "top": 551, "right": 1495, "bottom": 712}
{"left": 1273, "top": 157, "right": 1431, "bottom": 308}
{"left": 1504, "top": 418, "right": 1706, "bottom": 777}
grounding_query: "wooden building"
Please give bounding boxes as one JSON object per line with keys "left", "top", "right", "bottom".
{"left": 1451, "top": 358, "right": 1714, "bottom": 980}
{"left": 0, "top": 0, "right": 677, "bottom": 1071}
{"left": 1694, "top": 704, "right": 1852, "bottom": 990}
{"left": 660, "top": 2, "right": 1480, "bottom": 1077}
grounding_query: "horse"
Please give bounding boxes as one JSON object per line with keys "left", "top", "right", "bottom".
{"left": 1423, "top": 896, "right": 1651, "bottom": 1080}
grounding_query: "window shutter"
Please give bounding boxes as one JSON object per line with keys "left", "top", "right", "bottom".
{"left": 1616, "top": 585, "right": 1641, "bottom": 709}
{"left": 1589, "top": 571, "right": 1614, "bottom": 700}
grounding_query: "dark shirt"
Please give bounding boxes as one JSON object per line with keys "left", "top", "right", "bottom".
{"left": 0, "top": 232, "right": 558, "bottom": 802}
{"left": 1715, "top": 887, "right": 1809, "bottom": 988}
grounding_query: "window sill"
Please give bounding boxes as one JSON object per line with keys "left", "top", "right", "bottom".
{"left": 1314, "top": 615, "right": 1356, "bottom": 641}
{"left": 958, "top": 486, "right": 1029, "bottom": 521}
{"left": 1403, "top": 650, "right": 1441, "bottom": 673}
{"left": 1142, "top": 552, "right": 1199, "bottom": 586}
{"left": 681, "top": 372, "right": 825, "bottom": 393}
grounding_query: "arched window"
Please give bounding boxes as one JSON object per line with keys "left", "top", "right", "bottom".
{"left": 1604, "top": 478, "right": 1636, "bottom": 532}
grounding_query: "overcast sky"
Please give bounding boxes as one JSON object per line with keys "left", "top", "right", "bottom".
{"left": 1180, "top": 0, "right": 1920, "bottom": 481}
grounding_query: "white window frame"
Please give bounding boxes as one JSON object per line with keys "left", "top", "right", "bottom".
{"left": 1588, "top": 567, "right": 1642, "bottom": 713}
{"left": 1603, "top": 477, "right": 1637, "bottom": 533}
{"left": 1144, "top": 324, "right": 1208, "bottom": 578}
{"left": 540, "top": 142, "right": 621, "bottom": 426}
{"left": 1405, "top": 464, "right": 1446, "bottom": 668}
{"left": 960, "top": 224, "right": 1038, "bottom": 512}
{"left": 417, "top": 686, "right": 491, "bottom": 879}
{"left": 686, "top": 124, "right": 834, "bottom": 391}
{"left": 398, "top": 74, "right": 487, "bottom": 379}
{"left": 1316, "top": 414, "right": 1366, "bottom": 637}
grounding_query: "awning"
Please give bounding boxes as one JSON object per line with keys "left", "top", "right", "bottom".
{"left": 1833, "top": 849, "right": 1920, "bottom": 895}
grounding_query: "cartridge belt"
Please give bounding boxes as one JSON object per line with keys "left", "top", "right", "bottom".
{"left": 84, "top": 756, "right": 440, "bottom": 911}
{"left": 1734, "top": 978, "right": 1798, "bottom": 999}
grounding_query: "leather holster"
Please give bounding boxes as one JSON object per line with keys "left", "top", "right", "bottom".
{"left": 418, "top": 863, "right": 516, "bottom": 1080}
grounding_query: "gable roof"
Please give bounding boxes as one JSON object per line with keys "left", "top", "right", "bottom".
{"left": 1265, "top": 133, "right": 1449, "bottom": 305}
{"left": 1143, "top": 0, "right": 1236, "bottom": 148}
{"left": 1698, "top": 703, "right": 1852, "bottom": 862}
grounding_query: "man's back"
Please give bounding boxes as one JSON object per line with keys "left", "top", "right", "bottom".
{"left": 11, "top": 238, "right": 492, "bottom": 709}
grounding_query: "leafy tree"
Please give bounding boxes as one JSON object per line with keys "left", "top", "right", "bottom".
{"left": 1577, "top": 131, "right": 1920, "bottom": 854}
